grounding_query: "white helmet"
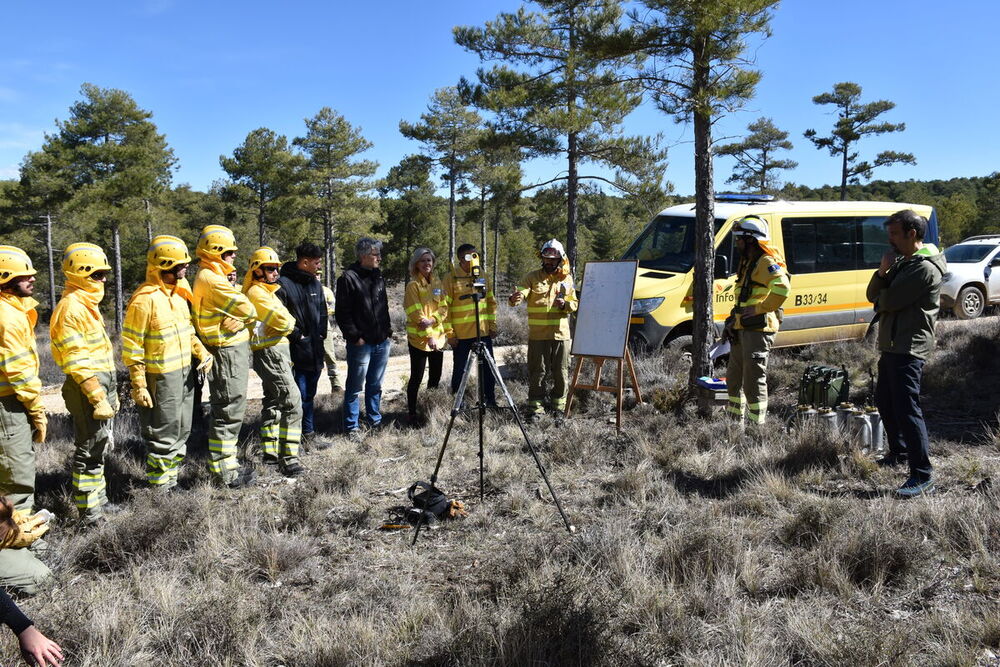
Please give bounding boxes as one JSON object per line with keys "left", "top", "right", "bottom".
{"left": 732, "top": 216, "right": 769, "bottom": 241}
{"left": 540, "top": 239, "right": 565, "bottom": 257}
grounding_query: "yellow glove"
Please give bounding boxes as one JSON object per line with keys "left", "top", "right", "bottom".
{"left": 128, "top": 365, "right": 153, "bottom": 408}
{"left": 80, "top": 376, "right": 116, "bottom": 420}
{"left": 221, "top": 316, "right": 244, "bottom": 333}
{"left": 2, "top": 512, "right": 50, "bottom": 548}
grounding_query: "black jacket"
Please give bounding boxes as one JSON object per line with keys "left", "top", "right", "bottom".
{"left": 335, "top": 262, "right": 391, "bottom": 345}
{"left": 277, "top": 261, "right": 328, "bottom": 372}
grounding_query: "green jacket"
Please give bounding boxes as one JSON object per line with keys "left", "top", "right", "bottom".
{"left": 866, "top": 245, "right": 947, "bottom": 360}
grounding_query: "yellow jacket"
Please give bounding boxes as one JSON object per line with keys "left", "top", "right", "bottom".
{"left": 443, "top": 266, "right": 496, "bottom": 340}
{"left": 734, "top": 253, "right": 791, "bottom": 332}
{"left": 404, "top": 275, "right": 448, "bottom": 351}
{"left": 0, "top": 293, "right": 42, "bottom": 410}
{"left": 122, "top": 269, "right": 207, "bottom": 374}
{"left": 192, "top": 256, "right": 255, "bottom": 347}
{"left": 244, "top": 280, "right": 295, "bottom": 351}
{"left": 322, "top": 285, "right": 335, "bottom": 319}
{"left": 513, "top": 268, "right": 578, "bottom": 341}
{"left": 50, "top": 281, "right": 115, "bottom": 384}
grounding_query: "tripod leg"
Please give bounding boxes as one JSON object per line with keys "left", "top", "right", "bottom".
{"left": 476, "top": 347, "right": 486, "bottom": 501}
{"left": 481, "top": 348, "right": 574, "bottom": 533}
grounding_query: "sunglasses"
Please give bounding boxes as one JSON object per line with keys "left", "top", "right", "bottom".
{"left": 90, "top": 271, "right": 109, "bottom": 280}
{"left": 261, "top": 266, "right": 279, "bottom": 273}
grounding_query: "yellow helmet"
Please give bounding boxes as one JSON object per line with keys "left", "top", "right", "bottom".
{"left": 248, "top": 247, "right": 281, "bottom": 273}
{"left": 147, "top": 235, "right": 192, "bottom": 270}
{"left": 197, "top": 225, "right": 238, "bottom": 258}
{"left": 62, "top": 243, "right": 112, "bottom": 279}
{"left": 0, "top": 245, "right": 37, "bottom": 284}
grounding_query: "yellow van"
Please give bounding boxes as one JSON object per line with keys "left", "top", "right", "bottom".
{"left": 623, "top": 196, "right": 940, "bottom": 351}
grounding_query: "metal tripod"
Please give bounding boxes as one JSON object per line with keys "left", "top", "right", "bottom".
{"left": 411, "top": 288, "right": 574, "bottom": 545}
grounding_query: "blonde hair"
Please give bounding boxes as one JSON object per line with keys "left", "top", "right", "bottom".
{"left": 408, "top": 247, "right": 436, "bottom": 278}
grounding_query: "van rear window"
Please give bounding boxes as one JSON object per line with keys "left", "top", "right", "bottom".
{"left": 944, "top": 244, "right": 996, "bottom": 263}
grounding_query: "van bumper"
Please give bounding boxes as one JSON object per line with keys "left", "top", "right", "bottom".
{"left": 628, "top": 316, "right": 670, "bottom": 350}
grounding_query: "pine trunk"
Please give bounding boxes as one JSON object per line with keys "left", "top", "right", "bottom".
{"left": 493, "top": 206, "right": 501, "bottom": 295}
{"left": 448, "top": 171, "right": 457, "bottom": 264}
{"left": 112, "top": 221, "right": 124, "bottom": 333}
{"left": 567, "top": 131, "right": 578, "bottom": 277}
{"left": 144, "top": 198, "right": 153, "bottom": 243}
{"left": 45, "top": 213, "right": 56, "bottom": 314}
{"left": 324, "top": 208, "right": 334, "bottom": 288}
{"left": 258, "top": 193, "right": 266, "bottom": 246}
{"left": 840, "top": 141, "right": 849, "bottom": 201}
{"left": 688, "top": 46, "right": 717, "bottom": 415}
{"left": 479, "top": 189, "right": 487, "bottom": 262}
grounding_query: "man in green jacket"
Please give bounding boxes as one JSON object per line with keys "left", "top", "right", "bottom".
{"left": 866, "top": 209, "right": 947, "bottom": 497}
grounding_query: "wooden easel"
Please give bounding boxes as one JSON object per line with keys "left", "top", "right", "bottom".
{"left": 564, "top": 348, "right": 643, "bottom": 433}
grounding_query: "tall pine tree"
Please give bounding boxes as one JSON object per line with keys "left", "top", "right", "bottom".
{"left": 717, "top": 117, "right": 797, "bottom": 194}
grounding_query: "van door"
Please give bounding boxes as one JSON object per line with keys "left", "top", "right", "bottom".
{"left": 778, "top": 216, "right": 859, "bottom": 344}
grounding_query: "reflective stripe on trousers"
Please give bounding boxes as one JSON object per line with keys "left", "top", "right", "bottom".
{"left": 206, "top": 341, "right": 250, "bottom": 482}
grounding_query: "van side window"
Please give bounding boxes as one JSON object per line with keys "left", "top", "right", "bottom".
{"left": 858, "top": 216, "right": 890, "bottom": 269}
{"left": 781, "top": 217, "right": 858, "bottom": 273}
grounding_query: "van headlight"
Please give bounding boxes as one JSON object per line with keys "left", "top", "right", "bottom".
{"left": 631, "top": 297, "right": 664, "bottom": 315}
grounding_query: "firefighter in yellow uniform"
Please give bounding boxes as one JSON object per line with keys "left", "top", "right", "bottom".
{"left": 243, "top": 248, "right": 304, "bottom": 477}
{"left": 726, "top": 216, "right": 791, "bottom": 425}
{"left": 50, "top": 243, "right": 117, "bottom": 524}
{"left": 443, "top": 243, "right": 498, "bottom": 405}
{"left": 123, "top": 236, "right": 213, "bottom": 491}
{"left": 509, "top": 239, "right": 578, "bottom": 422}
{"left": 0, "top": 246, "right": 46, "bottom": 512}
{"left": 192, "top": 225, "right": 257, "bottom": 488}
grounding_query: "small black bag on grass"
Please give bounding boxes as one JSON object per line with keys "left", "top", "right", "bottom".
{"left": 408, "top": 481, "right": 452, "bottom": 518}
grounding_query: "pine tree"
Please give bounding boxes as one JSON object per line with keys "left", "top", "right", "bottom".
{"left": 804, "top": 82, "right": 915, "bottom": 201}
{"left": 294, "top": 108, "right": 378, "bottom": 286}
{"left": 377, "top": 155, "right": 443, "bottom": 280}
{"left": 717, "top": 117, "right": 797, "bottom": 193}
{"left": 455, "top": 0, "right": 665, "bottom": 275}
{"left": 220, "top": 128, "right": 307, "bottom": 247}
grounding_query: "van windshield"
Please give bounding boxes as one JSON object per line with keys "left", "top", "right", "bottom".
{"left": 621, "top": 214, "right": 727, "bottom": 272}
{"left": 944, "top": 244, "right": 997, "bottom": 263}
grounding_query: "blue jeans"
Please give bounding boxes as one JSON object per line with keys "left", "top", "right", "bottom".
{"left": 344, "top": 339, "right": 391, "bottom": 431}
{"left": 294, "top": 367, "right": 322, "bottom": 434}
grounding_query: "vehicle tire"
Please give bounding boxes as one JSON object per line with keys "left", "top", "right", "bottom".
{"left": 954, "top": 285, "right": 985, "bottom": 320}
{"left": 628, "top": 333, "right": 653, "bottom": 357}
{"left": 664, "top": 335, "right": 693, "bottom": 365}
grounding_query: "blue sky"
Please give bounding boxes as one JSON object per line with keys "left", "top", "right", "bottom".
{"left": 2, "top": 1, "right": 997, "bottom": 197}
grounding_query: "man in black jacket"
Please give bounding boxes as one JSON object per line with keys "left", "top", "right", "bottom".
{"left": 335, "top": 237, "right": 392, "bottom": 437}
{"left": 277, "top": 242, "right": 332, "bottom": 448}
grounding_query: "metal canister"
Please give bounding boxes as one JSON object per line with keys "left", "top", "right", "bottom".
{"left": 836, "top": 402, "right": 855, "bottom": 431}
{"left": 796, "top": 404, "right": 818, "bottom": 426}
{"left": 817, "top": 407, "right": 838, "bottom": 433}
{"left": 851, "top": 410, "right": 872, "bottom": 448}
{"left": 865, "top": 407, "right": 884, "bottom": 453}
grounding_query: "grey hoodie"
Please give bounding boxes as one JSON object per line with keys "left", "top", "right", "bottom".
{"left": 866, "top": 245, "right": 947, "bottom": 360}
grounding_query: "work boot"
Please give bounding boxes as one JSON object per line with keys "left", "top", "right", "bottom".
{"left": 262, "top": 453, "right": 279, "bottom": 468}
{"left": 329, "top": 375, "right": 343, "bottom": 393}
{"left": 552, "top": 410, "right": 565, "bottom": 426}
{"left": 282, "top": 461, "right": 306, "bottom": 478}
{"left": 897, "top": 476, "right": 934, "bottom": 497}
{"left": 303, "top": 433, "right": 334, "bottom": 452}
{"left": 346, "top": 429, "right": 364, "bottom": 443}
{"left": 226, "top": 467, "right": 257, "bottom": 489}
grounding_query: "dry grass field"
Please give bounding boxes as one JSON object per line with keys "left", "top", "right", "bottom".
{"left": 4, "top": 315, "right": 1000, "bottom": 666}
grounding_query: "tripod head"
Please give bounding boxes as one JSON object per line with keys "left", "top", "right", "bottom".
{"left": 463, "top": 251, "right": 487, "bottom": 296}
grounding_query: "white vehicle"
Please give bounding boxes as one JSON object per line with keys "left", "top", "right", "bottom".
{"left": 940, "top": 235, "right": 1000, "bottom": 319}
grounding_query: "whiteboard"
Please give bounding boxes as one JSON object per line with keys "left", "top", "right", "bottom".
{"left": 571, "top": 260, "right": 637, "bottom": 358}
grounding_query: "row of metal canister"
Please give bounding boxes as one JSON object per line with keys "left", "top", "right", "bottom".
{"left": 795, "top": 402, "right": 885, "bottom": 451}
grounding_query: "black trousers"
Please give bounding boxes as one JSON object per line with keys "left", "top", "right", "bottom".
{"left": 450, "top": 336, "right": 496, "bottom": 405}
{"left": 407, "top": 344, "right": 443, "bottom": 415}
{"left": 875, "top": 352, "right": 932, "bottom": 481}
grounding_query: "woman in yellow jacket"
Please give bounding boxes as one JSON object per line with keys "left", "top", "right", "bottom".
{"left": 243, "top": 248, "right": 304, "bottom": 477}
{"left": 192, "top": 225, "right": 257, "bottom": 488}
{"left": 0, "top": 246, "right": 46, "bottom": 512}
{"left": 50, "top": 243, "right": 117, "bottom": 525}
{"left": 123, "top": 236, "right": 213, "bottom": 491}
{"left": 403, "top": 247, "right": 448, "bottom": 424}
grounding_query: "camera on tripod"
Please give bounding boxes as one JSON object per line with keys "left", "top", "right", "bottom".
{"left": 464, "top": 251, "right": 487, "bottom": 294}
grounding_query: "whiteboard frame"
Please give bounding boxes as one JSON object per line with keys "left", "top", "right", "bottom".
{"left": 571, "top": 260, "right": 637, "bottom": 359}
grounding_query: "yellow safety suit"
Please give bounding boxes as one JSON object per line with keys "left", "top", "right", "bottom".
{"left": 0, "top": 293, "right": 44, "bottom": 511}
{"left": 123, "top": 268, "right": 208, "bottom": 488}
{"left": 443, "top": 266, "right": 496, "bottom": 340}
{"left": 245, "top": 275, "right": 302, "bottom": 466}
{"left": 404, "top": 275, "right": 448, "bottom": 351}
{"left": 50, "top": 276, "right": 116, "bottom": 520}
{"left": 193, "top": 254, "right": 256, "bottom": 483}
{"left": 513, "top": 267, "right": 578, "bottom": 413}
{"left": 727, "top": 252, "right": 791, "bottom": 424}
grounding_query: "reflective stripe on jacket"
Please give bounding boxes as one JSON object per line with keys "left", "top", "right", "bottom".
{"left": 193, "top": 259, "right": 255, "bottom": 347}
{"left": 514, "top": 269, "right": 578, "bottom": 341}
{"left": 122, "top": 284, "right": 204, "bottom": 373}
{"left": 443, "top": 267, "right": 496, "bottom": 340}
{"left": 50, "top": 288, "right": 115, "bottom": 384}
{"left": 734, "top": 254, "right": 791, "bottom": 333}
{"left": 245, "top": 281, "right": 294, "bottom": 351}
{"left": 0, "top": 293, "right": 41, "bottom": 407}
{"left": 404, "top": 275, "right": 448, "bottom": 351}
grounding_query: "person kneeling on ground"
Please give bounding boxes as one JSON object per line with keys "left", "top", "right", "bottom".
{"left": 867, "top": 209, "right": 946, "bottom": 498}
{"left": 244, "top": 248, "right": 306, "bottom": 476}
{"left": 0, "top": 497, "right": 53, "bottom": 597}
{"left": 404, "top": 247, "right": 448, "bottom": 425}
{"left": 508, "top": 239, "right": 577, "bottom": 423}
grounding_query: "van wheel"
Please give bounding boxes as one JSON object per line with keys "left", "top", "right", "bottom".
{"left": 954, "top": 285, "right": 985, "bottom": 319}
{"left": 665, "top": 335, "right": 693, "bottom": 364}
